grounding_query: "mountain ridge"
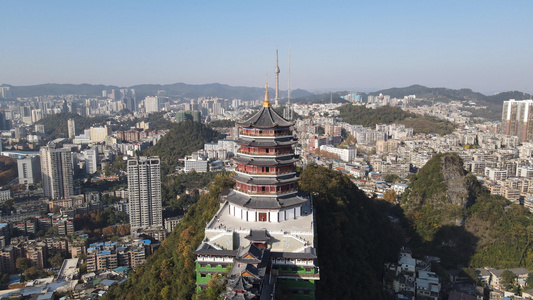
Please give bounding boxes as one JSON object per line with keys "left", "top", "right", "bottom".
{"left": 2, "top": 83, "right": 532, "bottom": 105}
{"left": 0, "top": 82, "right": 312, "bottom": 101}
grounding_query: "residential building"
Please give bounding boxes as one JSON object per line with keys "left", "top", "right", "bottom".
{"left": 67, "top": 118, "right": 76, "bottom": 139}
{"left": 144, "top": 96, "right": 160, "bottom": 113}
{"left": 84, "top": 147, "right": 98, "bottom": 174}
{"left": 17, "top": 155, "right": 41, "bottom": 186}
{"left": 90, "top": 126, "right": 111, "bottom": 143}
{"left": 176, "top": 110, "right": 201, "bottom": 123}
{"left": 319, "top": 145, "right": 357, "bottom": 162}
{"left": 40, "top": 144, "right": 74, "bottom": 200}
{"left": 127, "top": 156, "right": 162, "bottom": 230}
{"left": 184, "top": 158, "right": 208, "bottom": 172}
{"left": 502, "top": 99, "right": 533, "bottom": 142}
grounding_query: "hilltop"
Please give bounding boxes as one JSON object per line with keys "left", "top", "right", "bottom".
{"left": 401, "top": 153, "right": 533, "bottom": 269}
{"left": 143, "top": 120, "right": 224, "bottom": 175}
{"left": 337, "top": 104, "right": 455, "bottom": 135}
{"left": 371, "top": 84, "right": 533, "bottom": 105}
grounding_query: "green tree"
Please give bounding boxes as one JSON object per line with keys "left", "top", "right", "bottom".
{"left": 0, "top": 273, "right": 8, "bottom": 285}
{"left": 501, "top": 270, "right": 516, "bottom": 291}
{"left": 23, "top": 266, "right": 40, "bottom": 280}
{"left": 526, "top": 272, "right": 533, "bottom": 289}
{"left": 384, "top": 174, "right": 400, "bottom": 183}
{"left": 16, "top": 257, "right": 31, "bottom": 272}
{"left": 48, "top": 253, "right": 64, "bottom": 268}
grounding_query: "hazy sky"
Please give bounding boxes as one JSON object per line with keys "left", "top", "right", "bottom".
{"left": 2, "top": 1, "right": 533, "bottom": 94}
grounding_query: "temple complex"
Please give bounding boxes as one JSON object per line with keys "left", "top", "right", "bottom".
{"left": 195, "top": 83, "right": 319, "bottom": 299}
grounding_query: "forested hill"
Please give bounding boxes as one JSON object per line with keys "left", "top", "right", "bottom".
{"left": 401, "top": 153, "right": 533, "bottom": 269}
{"left": 104, "top": 174, "right": 235, "bottom": 300}
{"left": 337, "top": 104, "right": 455, "bottom": 135}
{"left": 143, "top": 120, "right": 225, "bottom": 175}
{"left": 299, "top": 165, "right": 402, "bottom": 299}
{"left": 370, "top": 84, "right": 532, "bottom": 105}
{"left": 35, "top": 112, "right": 109, "bottom": 140}
{"left": 105, "top": 166, "right": 401, "bottom": 299}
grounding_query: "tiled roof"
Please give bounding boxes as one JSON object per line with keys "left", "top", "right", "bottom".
{"left": 238, "top": 106, "right": 293, "bottom": 129}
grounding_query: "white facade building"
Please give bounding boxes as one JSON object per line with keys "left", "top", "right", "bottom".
{"left": 40, "top": 144, "right": 74, "bottom": 200}
{"left": 127, "top": 156, "right": 162, "bottom": 230}
{"left": 319, "top": 145, "right": 357, "bottom": 162}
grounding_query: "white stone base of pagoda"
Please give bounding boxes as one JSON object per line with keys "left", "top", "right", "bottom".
{"left": 228, "top": 203, "right": 302, "bottom": 223}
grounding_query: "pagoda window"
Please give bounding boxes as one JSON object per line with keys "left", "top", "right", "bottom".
{"left": 259, "top": 213, "right": 267, "bottom": 222}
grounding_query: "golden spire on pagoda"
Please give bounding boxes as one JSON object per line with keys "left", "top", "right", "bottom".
{"left": 263, "top": 77, "right": 271, "bottom": 108}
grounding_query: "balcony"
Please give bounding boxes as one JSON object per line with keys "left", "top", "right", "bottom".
{"left": 235, "top": 188, "right": 298, "bottom": 195}
{"left": 237, "top": 150, "right": 293, "bottom": 156}
{"left": 235, "top": 169, "right": 295, "bottom": 176}
{"left": 239, "top": 132, "right": 293, "bottom": 138}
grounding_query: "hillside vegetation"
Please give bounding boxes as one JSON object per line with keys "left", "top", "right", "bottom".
{"left": 103, "top": 174, "right": 235, "bottom": 300}
{"left": 337, "top": 104, "right": 455, "bottom": 135}
{"left": 300, "top": 165, "right": 401, "bottom": 299}
{"left": 36, "top": 112, "right": 108, "bottom": 140}
{"left": 401, "top": 153, "right": 533, "bottom": 269}
{"left": 143, "top": 120, "right": 225, "bottom": 175}
{"left": 106, "top": 165, "right": 401, "bottom": 299}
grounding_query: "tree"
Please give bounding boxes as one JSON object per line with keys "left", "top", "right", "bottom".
{"left": 24, "top": 266, "right": 40, "bottom": 280}
{"left": 383, "top": 189, "right": 398, "bottom": 204}
{"left": 501, "top": 270, "right": 516, "bottom": 291}
{"left": 48, "top": 253, "right": 64, "bottom": 268}
{"left": 384, "top": 174, "right": 400, "bottom": 183}
{"left": 16, "top": 257, "right": 31, "bottom": 272}
{"left": 526, "top": 272, "right": 533, "bottom": 289}
{"left": 0, "top": 273, "right": 8, "bottom": 285}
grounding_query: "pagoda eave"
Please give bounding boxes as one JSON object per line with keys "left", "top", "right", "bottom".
{"left": 226, "top": 191, "right": 308, "bottom": 209}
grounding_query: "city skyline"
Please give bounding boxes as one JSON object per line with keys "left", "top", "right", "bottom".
{"left": 2, "top": 1, "right": 533, "bottom": 94}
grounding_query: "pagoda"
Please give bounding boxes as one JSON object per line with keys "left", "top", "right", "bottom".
{"left": 196, "top": 83, "right": 319, "bottom": 299}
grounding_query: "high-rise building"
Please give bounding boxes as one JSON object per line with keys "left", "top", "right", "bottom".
{"left": 84, "top": 147, "right": 98, "bottom": 174}
{"left": 17, "top": 155, "right": 41, "bottom": 186}
{"left": 67, "top": 119, "right": 76, "bottom": 139}
{"left": 195, "top": 84, "right": 319, "bottom": 297}
{"left": 40, "top": 144, "right": 74, "bottom": 200}
{"left": 144, "top": 96, "right": 160, "bottom": 114}
{"left": 502, "top": 99, "right": 533, "bottom": 142}
{"left": 90, "top": 126, "right": 111, "bottom": 143}
{"left": 0, "top": 87, "right": 11, "bottom": 99}
{"left": 127, "top": 156, "right": 162, "bottom": 230}
{"left": 175, "top": 110, "right": 201, "bottom": 123}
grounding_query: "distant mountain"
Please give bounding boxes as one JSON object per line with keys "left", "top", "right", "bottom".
{"left": 1, "top": 83, "right": 312, "bottom": 101}
{"left": 370, "top": 84, "right": 532, "bottom": 105}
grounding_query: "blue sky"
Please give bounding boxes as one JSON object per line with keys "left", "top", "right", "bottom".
{"left": 1, "top": 1, "right": 533, "bottom": 94}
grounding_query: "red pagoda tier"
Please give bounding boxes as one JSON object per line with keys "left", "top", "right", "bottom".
{"left": 226, "top": 84, "right": 307, "bottom": 223}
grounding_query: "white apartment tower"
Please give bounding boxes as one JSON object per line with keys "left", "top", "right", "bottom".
{"left": 127, "top": 156, "right": 162, "bottom": 230}
{"left": 40, "top": 144, "right": 74, "bottom": 200}
{"left": 67, "top": 119, "right": 76, "bottom": 139}
{"left": 17, "top": 155, "right": 41, "bottom": 186}
{"left": 84, "top": 147, "right": 98, "bottom": 174}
